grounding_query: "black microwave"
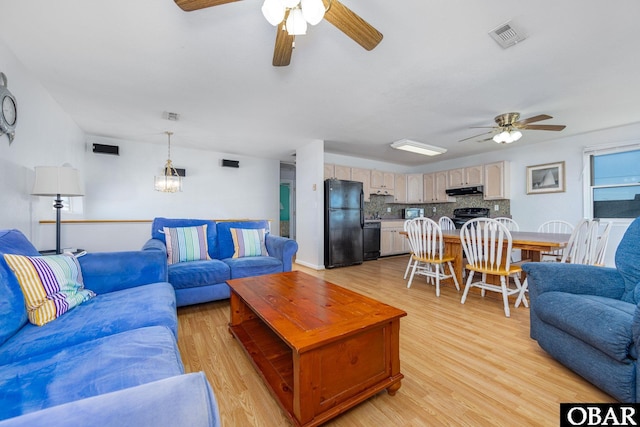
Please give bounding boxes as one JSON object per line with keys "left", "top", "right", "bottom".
{"left": 402, "top": 208, "right": 424, "bottom": 219}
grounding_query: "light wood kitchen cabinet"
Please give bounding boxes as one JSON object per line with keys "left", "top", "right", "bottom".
{"left": 448, "top": 165, "right": 483, "bottom": 188}
{"left": 406, "top": 173, "right": 424, "bottom": 203}
{"left": 380, "top": 220, "right": 409, "bottom": 256}
{"left": 370, "top": 170, "right": 395, "bottom": 196}
{"left": 324, "top": 164, "right": 351, "bottom": 181}
{"left": 393, "top": 174, "right": 407, "bottom": 203}
{"left": 483, "top": 161, "right": 510, "bottom": 200}
{"left": 350, "top": 167, "right": 371, "bottom": 202}
{"left": 424, "top": 171, "right": 455, "bottom": 203}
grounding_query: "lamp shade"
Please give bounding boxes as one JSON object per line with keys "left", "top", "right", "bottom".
{"left": 32, "top": 166, "right": 84, "bottom": 196}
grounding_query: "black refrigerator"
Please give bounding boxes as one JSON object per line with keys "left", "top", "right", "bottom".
{"left": 324, "top": 179, "right": 364, "bottom": 269}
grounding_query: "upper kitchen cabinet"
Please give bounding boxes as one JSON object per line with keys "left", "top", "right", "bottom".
{"left": 483, "top": 161, "right": 510, "bottom": 200}
{"left": 406, "top": 173, "right": 424, "bottom": 203}
{"left": 424, "top": 171, "right": 455, "bottom": 203}
{"left": 448, "top": 165, "right": 483, "bottom": 188}
{"left": 393, "top": 173, "right": 407, "bottom": 203}
{"left": 324, "top": 164, "right": 351, "bottom": 181}
{"left": 371, "top": 170, "right": 395, "bottom": 196}
{"left": 350, "top": 167, "right": 371, "bottom": 202}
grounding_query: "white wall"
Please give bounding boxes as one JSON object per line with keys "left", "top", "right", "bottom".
{"left": 36, "top": 135, "right": 282, "bottom": 251}
{"left": 295, "top": 140, "right": 325, "bottom": 269}
{"left": 0, "top": 38, "right": 283, "bottom": 252}
{"left": 0, "top": 39, "right": 85, "bottom": 242}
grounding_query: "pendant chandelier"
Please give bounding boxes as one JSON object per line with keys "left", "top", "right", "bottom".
{"left": 261, "top": 0, "right": 326, "bottom": 36}
{"left": 154, "top": 131, "right": 182, "bottom": 193}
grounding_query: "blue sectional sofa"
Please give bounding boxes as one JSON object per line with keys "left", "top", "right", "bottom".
{"left": 144, "top": 218, "right": 299, "bottom": 307}
{"left": 523, "top": 217, "right": 640, "bottom": 402}
{"left": 0, "top": 229, "right": 221, "bottom": 426}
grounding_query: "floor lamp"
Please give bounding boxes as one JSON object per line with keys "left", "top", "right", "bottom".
{"left": 32, "top": 166, "right": 84, "bottom": 254}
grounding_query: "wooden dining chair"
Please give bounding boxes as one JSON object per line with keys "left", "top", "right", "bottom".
{"left": 403, "top": 219, "right": 416, "bottom": 280}
{"left": 537, "top": 220, "right": 575, "bottom": 261}
{"left": 560, "top": 219, "right": 598, "bottom": 265}
{"left": 438, "top": 216, "right": 456, "bottom": 230}
{"left": 459, "top": 218, "right": 527, "bottom": 317}
{"left": 406, "top": 217, "right": 459, "bottom": 296}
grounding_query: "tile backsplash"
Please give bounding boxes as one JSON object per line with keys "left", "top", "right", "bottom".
{"left": 364, "top": 194, "right": 510, "bottom": 219}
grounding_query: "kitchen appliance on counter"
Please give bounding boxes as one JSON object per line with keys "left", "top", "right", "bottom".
{"left": 363, "top": 221, "right": 381, "bottom": 261}
{"left": 452, "top": 207, "right": 490, "bottom": 228}
{"left": 324, "top": 179, "right": 364, "bottom": 268}
{"left": 402, "top": 208, "right": 425, "bottom": 219}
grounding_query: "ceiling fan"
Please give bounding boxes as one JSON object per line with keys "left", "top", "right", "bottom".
{"left": 460, "top": 112, "right": 566, "bottom": 144}
{"left": 174, "top": 0, "right": 383, "bottom": 67}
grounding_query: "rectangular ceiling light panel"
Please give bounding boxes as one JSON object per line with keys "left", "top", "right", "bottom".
{"left": 390, "top": 139, "right": 447, "bottom": 156}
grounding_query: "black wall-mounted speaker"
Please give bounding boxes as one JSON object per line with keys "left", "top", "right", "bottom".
{"left": 92, "top": 143, "right": 119, "bottom": 155}
{"left": 172, "top": 168, "right": 186, "bottom": 177}
{"left": 222, "top": 159, "right": 240, "bottom": 168}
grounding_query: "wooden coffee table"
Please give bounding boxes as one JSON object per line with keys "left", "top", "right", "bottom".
{"left": 227, "top": 271, "right": 407, "bottom": 427}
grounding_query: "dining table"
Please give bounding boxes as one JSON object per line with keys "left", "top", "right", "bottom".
{"left": 401, "top": 229, "right": 572, "bottom": 287}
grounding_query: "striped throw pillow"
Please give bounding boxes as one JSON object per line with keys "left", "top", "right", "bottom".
{"left": 230, "top": 228, "right": 267, "bottom": 258}
{"left": 3, "top": 254, "right": 96, "bottom": 326}
{"left": 164, "top": 225, "right": 210, "bottom": 265}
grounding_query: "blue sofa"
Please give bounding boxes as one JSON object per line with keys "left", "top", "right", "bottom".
{"left": 0, "top": 229, "right": 221, "bottom": 426}
{"left": 144, "top": 218, "right": 299, "bottom": 307}
{"left": 522, "top": 217, "right": 640, "bottom": 402}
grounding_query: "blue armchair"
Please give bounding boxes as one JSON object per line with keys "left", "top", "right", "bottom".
{"left": 144, "top": 218, "right": 299, "bottom": 307}
{"left": 522, "top": 217, "right": 640, "bottom": 402}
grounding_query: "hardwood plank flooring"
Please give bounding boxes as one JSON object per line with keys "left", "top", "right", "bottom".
{"left": 177, "top": 256, "right": 614, "bottom": 426}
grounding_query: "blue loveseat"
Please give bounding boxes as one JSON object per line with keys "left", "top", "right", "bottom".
{"left": 523, "top": 217, "right": 640, "bottom": 402}
{"left": 144, "top": 218, "right": 299, "bottom": 307}
{"left": 0, "top": 229, "right": 221, "bottom": 426}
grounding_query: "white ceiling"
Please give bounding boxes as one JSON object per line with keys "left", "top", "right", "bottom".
{"left": 1, "top": 0, "right": 639, "bottom": 166}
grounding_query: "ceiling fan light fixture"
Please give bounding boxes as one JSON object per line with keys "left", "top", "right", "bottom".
{"left": 286, "top": 7, "right": 307, "bottom": 35}
{"left": 493, "top": 129, "right": 522, "bottom": 144}
{"left": 262, "top": 0, "right": 286, "bottom": 26}
{"left": 390, "top": 139, "right": 447, "bottom": 156}
{"left": 300, "top": 0, "right": 325, "bottom": 25}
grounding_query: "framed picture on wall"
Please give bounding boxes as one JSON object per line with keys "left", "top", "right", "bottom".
{"left": 526, "top": 161, "right": 565, "bottom": 194}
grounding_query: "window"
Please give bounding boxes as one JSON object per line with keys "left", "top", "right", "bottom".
{"left": 585, "top": 145, "right": 640, "bottom": 219}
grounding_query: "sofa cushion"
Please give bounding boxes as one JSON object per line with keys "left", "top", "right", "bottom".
{"left": 216, "top": 220, "right": 270, "bottom": 260}
{"left": 0, "top": 282, "right": 177, "bottom": 365}
{"left": 230, "top": 227, "right": 267, "bottom": 258}
{"left": 151, "top": 218, "right": 218, "bottom": 260}
{"left": 4, "top": 254, "right": 95, "bottom": 326}
{"left": 164, "top": 225, "right": 210, "bottom": 265}
{"left": 535, "top": 291, "right": 636, "bottom": 362}
{"left": 0, "top": 229, "right": 41, "bottom": 347}
{"left": 168, "top": 259, "right": 230, "bottom": 290}
{"left": 223, "top": 256, "right": 283, "bottom": 279}
{"left": 0, "top": 325, "right": 183, "bottom": 421}
{"left": 616, "top": 217, "right": 640, "bottom": 304}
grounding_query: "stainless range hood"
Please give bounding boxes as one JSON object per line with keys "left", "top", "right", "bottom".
{"left": 445, "top": 185, "right": 484, "bottom": 196}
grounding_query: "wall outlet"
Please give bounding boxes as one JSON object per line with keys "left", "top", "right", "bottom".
{"left": 494, "top": 204, "right": 499, "bottom": 211}
{"left": 432, "top": 207, "right": 437, "bottom": 213}
{"left": 386, "top": 207, "right": 391, "bottom": 213}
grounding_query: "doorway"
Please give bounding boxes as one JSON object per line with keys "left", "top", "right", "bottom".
{"left": 280, "top": 163, "right": 296, "bottom": 239}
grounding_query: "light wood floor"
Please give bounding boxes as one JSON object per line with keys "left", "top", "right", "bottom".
{"left": 177, "top": 256, "right": 614, "bottom": 426}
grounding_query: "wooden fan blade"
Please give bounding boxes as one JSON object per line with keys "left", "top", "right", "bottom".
{"left": 174, "top": 0, "right": 241, "bottom": 12}
{"left": 322, "top": 0, "right": 383, "bottom": 51}
{"left": 459, "top": 130, "right": 495, "bottom": 142}
{"left": 273, "top": 23, "right": 295, "bottom": 67}
{"left": 514, "top": 114, "right": 552, "bottom": 126}
{"left": 518, "top": 124, "right": 567, "bottom": 131}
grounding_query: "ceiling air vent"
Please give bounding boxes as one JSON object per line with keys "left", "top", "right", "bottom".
{"left": 162, "top": 111, "right": 180, "bottom": 121}
{"left": 489, "top": 21, "right": 527, "bottom": 49}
